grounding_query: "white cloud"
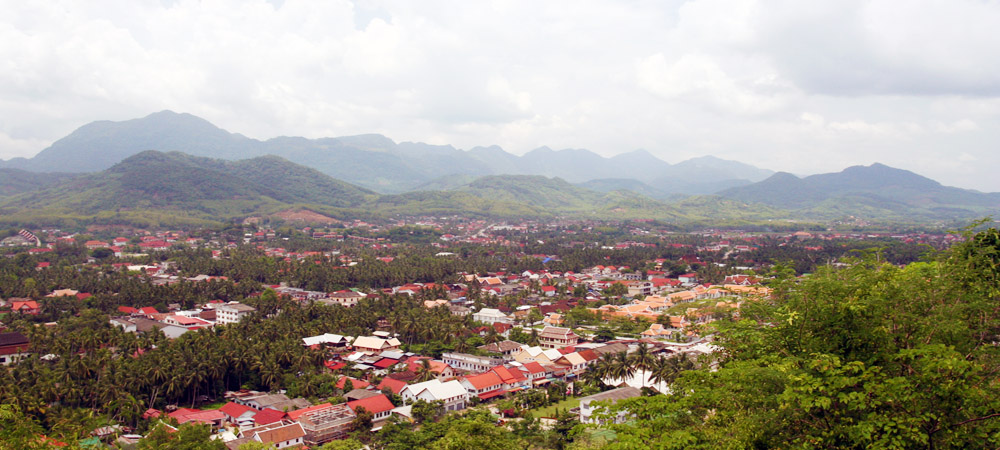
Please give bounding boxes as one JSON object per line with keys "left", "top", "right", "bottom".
{"left": 1, "top": 0, "right": 1000, "bottom": 191}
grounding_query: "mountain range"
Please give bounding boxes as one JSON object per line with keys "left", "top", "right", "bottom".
{"left": 0, "top": 111, "right": 773, "bottom": 195}
{"left": 1, "top": 111, "right": 998, "bottom": 226}
{"left": 0, "top": 151, "right": 768, "bottom": 227}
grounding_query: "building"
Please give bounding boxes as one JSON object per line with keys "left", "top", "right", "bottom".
{"left": 625, "top": 281, "right": 653, "bottom": 297}
{"left": 0, "top": 332, "right": 30, "bottom": 365}
{"left": 352, "top": 336, "right": 402, "bottom": 354}
{"left": 324, "top": 290, "right": 365, "bottom": 308}
{"left": 578, "top": 386, "right": 642, "bottom": 424}
{"left": 301, "top": 333, "right": 352, "bottom": 349}
{"left": 442, "top": 352, "right": 506, "bottom": 374}
{"left": 459, "top": 372, "right": 505, "bottom": 401}
{"left": 216, "top": 302, "right": 257, "bottom": 325}
{"left": 538, "top": 326, "right": 579, "bottom": 349}
{"left": 399, "top": 379, "right": 468, "bottom": 412}
{"left": 346, "top": 394, "right": 395, "bottom": 422}
{"left": 473, "top": 308, "right": 513, "bottom": 325}
{"left": 241, "top": 422, "right": 306, "bottom": 449}
{"left": 296, "top": 403, "right": 356, "bottom": 445}
{"left": 478, "top": 340, "right": 525, "bottom": 361}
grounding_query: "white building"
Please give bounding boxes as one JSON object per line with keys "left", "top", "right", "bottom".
{"left": 473, "top": 308, "right": 512, "bottom": 325}
{"left": 442, "top": 352, "right": 505, "bottom": 373}
{"left": 399, "top": 379, "right": 468, "bottom": 412}
{"left": 579, "top": 387, "right": 642, "bottom": 424}
{"left": 216, "top": 302, "right": 257, "bottom": 325}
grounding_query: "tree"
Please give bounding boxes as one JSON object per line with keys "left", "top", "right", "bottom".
{"left": 604, "top": 236, "right": 1000, "bottom": 450}
{"left": 139, "top": 423, "right": 227, "bottom": 450}
{"left": 411, "top": 399, "right": 443, "bottom": 424}
{"left": 351, "top": 406, "right": 373, "bottom": 433}
{"left": 319, "top": 439, "right": 364, "bottom": 450}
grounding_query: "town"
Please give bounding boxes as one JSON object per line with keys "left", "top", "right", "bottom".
{"left": 0, "top": 218, "right": 954, "bottom": 448}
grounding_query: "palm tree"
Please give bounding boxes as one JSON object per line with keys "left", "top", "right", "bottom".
{"left": 416, "top": 359, "right": 436, "bottom": 382}
{"left": 629, "top": 342, "right": 655, "bottom": 388}
{"left": 649, "top": 353, "right": 694, "bottom": 391}
{"left": 608, "top": 351, "right": 635, "bottom": 386}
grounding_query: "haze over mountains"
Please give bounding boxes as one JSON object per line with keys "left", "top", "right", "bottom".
{"left": 1, "top": 111, "right": 999, "bottom": 226}
{"left": 0, "top": 111, "right": 773, "bottom": 195}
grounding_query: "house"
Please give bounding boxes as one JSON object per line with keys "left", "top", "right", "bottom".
{"left": 517, "top": 361, "right": 548, "bottom": 384}
{"left": 347, "top": 394, "right": 395, "bottom": 422}
{"left": 489, "top": 366, "right": 530, "bottom": 391}
{"left": 47, "top": 289, "right": 79, "bottom": 297}
{"left": 169, "top": 409, "right": 226, "bottom": 429}
{"left": 325, "top": 290, "right": 364, "bottom": 307}
{"left": 163, "top": 315, "right": 213, "bottom": 329}
{"left": 236, "top": 392, "right": 311, "bottom": 412}
{"left": 219, "top": 402, "right": 257, "bottom": 427}
{"left": 295, "top": 403, "right": 356, "bottom": 446}
{"left": 442, "top": 352, "right": 505, "bottom": 374}
{"left": 378, "top": 377, "right": 408, "bottom": 395}
{"left": 215, "top": 303, "right": 256, "bottom": 325}
{"left": 85, "top": 240, "right": 109, "bottom": 249}
{"left": 625, "top": 281, "right": 653, "bottom": 297}
{"left": 473, "top": 308, "right": 513, "bottom": 325}
{"left": 512, "top": 346, "right": 563, "bottom": 365}
{"left": 579, "top": 386, "right": 643, "bottom": 424}
{"left": 251, "top": 408, "right": 287, "bottom": 427}
{"left": 678, "top": 273, "right": 699, "bottom": 284}
{"left": 242, "top": 422, "right": 306, "bottom": 449}
{"left": 555, "top": 349, "right": 600, "bottom": 375}
{"left": 478, "top": 340, "right": 524, "bottom": 361}
{"left": 399, "top": 379, "right": 468, "bottom": 412}
{"left": 335, "top": 376, "right": 370, "bottom": 390}
{"left": 401, "top": 356, "right": 455, "bottom": 380}
{"left": 0, "top": 331, "right": 30, "bottom": 365}
{"left": 352, "top": 336, "right": 401, "bottom": 354}
{"left": 10, "top": 300, "right": 40, "bottom": 315}
{"left": 542, "top": 313, "right": 564, "bottom": 326}
{"left": 460, "top": 372, "right": 506, "bottom": 401}
{"left": 302, "top": 333, "right": 352, "bottom": 349}
{"left": 538, "top": 326, "right": 579, "bottom": 349}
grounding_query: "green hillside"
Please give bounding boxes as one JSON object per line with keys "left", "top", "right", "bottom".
{"left": 0, "top": 151, "right": 375, "bottom": 228}
{"left": 0, "top": 169, "right": 80, "bottom": 197}
{"left": 720, "top": 163, "right": 1000, "bottom": 220}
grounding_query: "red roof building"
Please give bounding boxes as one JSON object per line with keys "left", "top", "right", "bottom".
{"left": 346, "top": 394, "right": 395, "bottom": 421}
{"left": 335, "top": 376, "right": 370, "bottom": 390}
{"left": 287, "top": 402, "right": 332, "bottom": 421}
{"left": 378, "top": 377, "right": 407, "bottom": 395}
{"left": 252, "top": 408, "right": 287, "bottom": 426}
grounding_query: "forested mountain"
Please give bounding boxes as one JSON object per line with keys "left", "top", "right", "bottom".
{"left": 719, "top": 163, "right": 1000, "bottom": 220}
{"left": 0, "top": 151, "right": 375, "bottom": 227}
{"left": 0, "top": 168, "right": 80, "bottom": 197}
{"left": 0, "top": 111, "right": 772, "bottom": 194}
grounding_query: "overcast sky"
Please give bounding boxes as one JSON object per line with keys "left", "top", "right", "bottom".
{"left": 2, "top": 0, "right": 1000, "bottom": 190}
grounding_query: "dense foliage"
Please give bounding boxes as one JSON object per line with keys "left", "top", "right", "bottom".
{"left": 602, "top": 226, "right": 1000, "bottom": 449}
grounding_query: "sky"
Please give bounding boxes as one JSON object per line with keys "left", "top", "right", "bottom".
{"left": 2, "top": 0, "right": 1000, "bottom": 191}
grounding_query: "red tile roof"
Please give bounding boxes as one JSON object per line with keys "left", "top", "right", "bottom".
{"left": 521, "top": 362, "right": 545, "bottom": 374}
{"left": 464, "top": 372, "right": 503, "bottom": 390}
{"left": 219, "top": 402, "right": 253, "bottom": 420}
{"left": 253, "top": 408, "right": 286, "bottom": 426}
{"left": 286, "top": 402, "right": 332, "bottom": 421}
{"left": 373, "top": 358, "right": 399, "bottom": 369}
{"left": 478, "top": 389, "right": 506, "bottom": 401}
{"left": 347, "top": 394, "right": 394, "bottom": 415}
{"left": 490, "top": 366, "right": 527, "bottom": 384}
{"left": 378, "top": 377, "right": 407, "bottom": 395}
{"left": 336, "top": 376, "right": 370, "bottom": 390}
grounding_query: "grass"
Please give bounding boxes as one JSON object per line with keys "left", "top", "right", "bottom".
{"left": 528, "top": 397, "right": 582, "bottom": 419}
